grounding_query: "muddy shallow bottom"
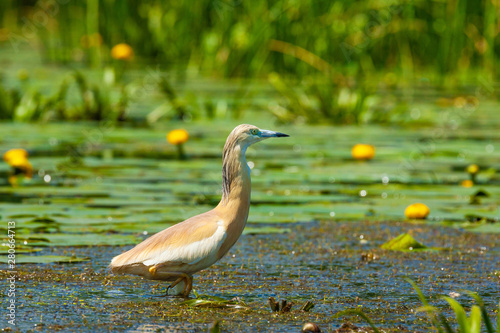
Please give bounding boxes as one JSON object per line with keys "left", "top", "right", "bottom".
{"left": 3, "top": 220, "right": 499, "bottom": 332}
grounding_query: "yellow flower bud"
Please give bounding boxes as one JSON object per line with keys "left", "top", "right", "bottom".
{"left": 404, "top": 203, "right": 430, "bottom": 219}
{"left": 352, "top": 144, "right": 375, "bottom": 160}
{"left": 461, "top": 180, "right": 474, "bottom": 188}
{"left": 466, "top": 164, "right": 479, "bottom": 174}
{"left": 167, "top": 129, "right": 189, "bottom": 145}
{"left": 111, "top": 43, "right": 134, "bottom": 60}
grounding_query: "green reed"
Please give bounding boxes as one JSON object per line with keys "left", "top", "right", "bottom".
{"left": 0, "top": 0, "right": 497, "bottom": 81}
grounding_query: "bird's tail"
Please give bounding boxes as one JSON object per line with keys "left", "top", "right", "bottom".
{"left": 109, "top": 261, "right": 151, "bottom": 277}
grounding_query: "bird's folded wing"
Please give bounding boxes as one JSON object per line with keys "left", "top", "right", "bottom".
{"left": 111, "top": 210, "right": 227, "bottom": 267}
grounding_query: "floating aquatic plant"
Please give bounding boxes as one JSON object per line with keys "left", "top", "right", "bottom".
{"left": 469, "top": 190, "right": 490, "bottom": 205}
{"left": 381, "top": 233, "right": 428, "bottom": 251}
{"left": 181, "top": 295, "right": 248, "bottom": 309}
{"left": 268, "top": 297, "right": 293, "bottom": 313}
{"left": 268, "top": 297, "right": 314, "bottom": 313}
{"left": 0, "top": 254, "right": 89, "bottom": 264}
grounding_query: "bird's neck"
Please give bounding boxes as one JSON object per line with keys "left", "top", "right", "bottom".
{"left": 216, "top": 144, "right": 251, "bottom": 221}
{"left": 214, "top": 143, "right": 251, "bottom": 259}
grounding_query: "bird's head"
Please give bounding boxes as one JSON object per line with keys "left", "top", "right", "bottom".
{"left": 221, "top": 124, "right": 289, "bottom": 200}
{"left": 228, "top": 124, "right": 289, "bottom": 148}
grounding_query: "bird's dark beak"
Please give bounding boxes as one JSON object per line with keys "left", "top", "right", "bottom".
{"left": 260, "top": 130, "right": 289, "bottom": 138}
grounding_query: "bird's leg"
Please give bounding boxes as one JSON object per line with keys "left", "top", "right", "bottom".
{"left": 165, "top": 276, "right": 184, "bottom": 296}
{"left": 166, "top": 274, "right": 192, "bottom": 297}
{"left": 182, "top": 275, "right": 193, "bottom": 296}
{"left": 148, "top": 265, "right": 193, "bottom": 297}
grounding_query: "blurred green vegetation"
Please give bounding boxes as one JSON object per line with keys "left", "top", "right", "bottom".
{"left": 0, "top": 0, "right": 498, "bottom": 124}
{"left": 0, "top": 70, "right": 128, "bottom": 122}
{"left": 1, "top": 0, "right": 498, "bottom": 78}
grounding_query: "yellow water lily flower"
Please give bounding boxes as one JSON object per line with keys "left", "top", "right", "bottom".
{"left": 466, "top": 164, "right": 479, "bottom": 174}
{"left": 3, "top": 148, "right": 33, "bottom": 183}
{"left": 111, "top": 43, "right": 134, "bottom": 60}
{"left": 352, "top": 144, "right": 375, "bottom": 160}
{"left": 461, "top": 179, "right": 474, "bottom": 188}
{"left": 167, "top": 129, "right": 189, "bottom": 145}
{"left": 404, "top": 203, "right": 430, "bottom": 219}
{"left": 4, "top": 148, "right": 28, "bottom": 162}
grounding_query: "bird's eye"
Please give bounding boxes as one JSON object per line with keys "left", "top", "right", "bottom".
{"left": 250, "top": 129, "right": 259, "bottom": 135}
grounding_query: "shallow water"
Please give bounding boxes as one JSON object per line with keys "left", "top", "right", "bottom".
{"left": 0, "top": 109, "right": 500, "bottom": 331}
{"left": 2, "top": 221, "right": 500, "bottom": 332}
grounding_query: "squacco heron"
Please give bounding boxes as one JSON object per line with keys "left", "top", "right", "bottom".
{"left": 110, "top": 124, "right": 288, "bottom": 297}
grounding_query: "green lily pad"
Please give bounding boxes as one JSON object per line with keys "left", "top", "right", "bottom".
{"left": 0, "top": 244, "right": 43, "bottom": 254}
{"left": 465, "top": 223, "right": 500, "bottom": 234}
{"left": 381, "top": 233, "right": 428, "bottom": 251}
{"left": 24, "top": 233, "right": 141, "bottom": 247}
{"left": 243, "top": 226, "right": 290, "bottom": 235}
{"left": 0, "top": 254, "right": 89, "bottom": 264}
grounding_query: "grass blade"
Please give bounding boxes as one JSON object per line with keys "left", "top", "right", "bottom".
{"left": 497, "top": 302, "right": 499, "bottom": 333}
{"left": 415, "top": 306, "right": 454, "bottom": 333}
{"left": 466, "top": 291, "right": 495, "bottom": 333}
{"left": 469, "top": 305, "right": 482, "bottom": 333}
{"left": 404, "top": 278, "right": 429, "bottom": 306}
{"left": 405, "top": 278, "right": 430, "bottom": 306}
{"left": 437, "top": 312, "right": 456, "bottom": 333}
{"left": 405, "top": 278, "right": 446, "bottom": 333}
{"left": 334, "top": 309, "right": 382, "bottom": 333}
{"left": 442, "top": 296, "right": 469, "bottom": 333}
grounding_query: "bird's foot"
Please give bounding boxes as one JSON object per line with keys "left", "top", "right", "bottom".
{"left": 152, "top": 286, "right": 190, "bottom": 298}
{"left": 147, "top": 267, "right": 193, "bottom": 298}
{"left": 167, "top": 285, "right": 192, "bottom": 299}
